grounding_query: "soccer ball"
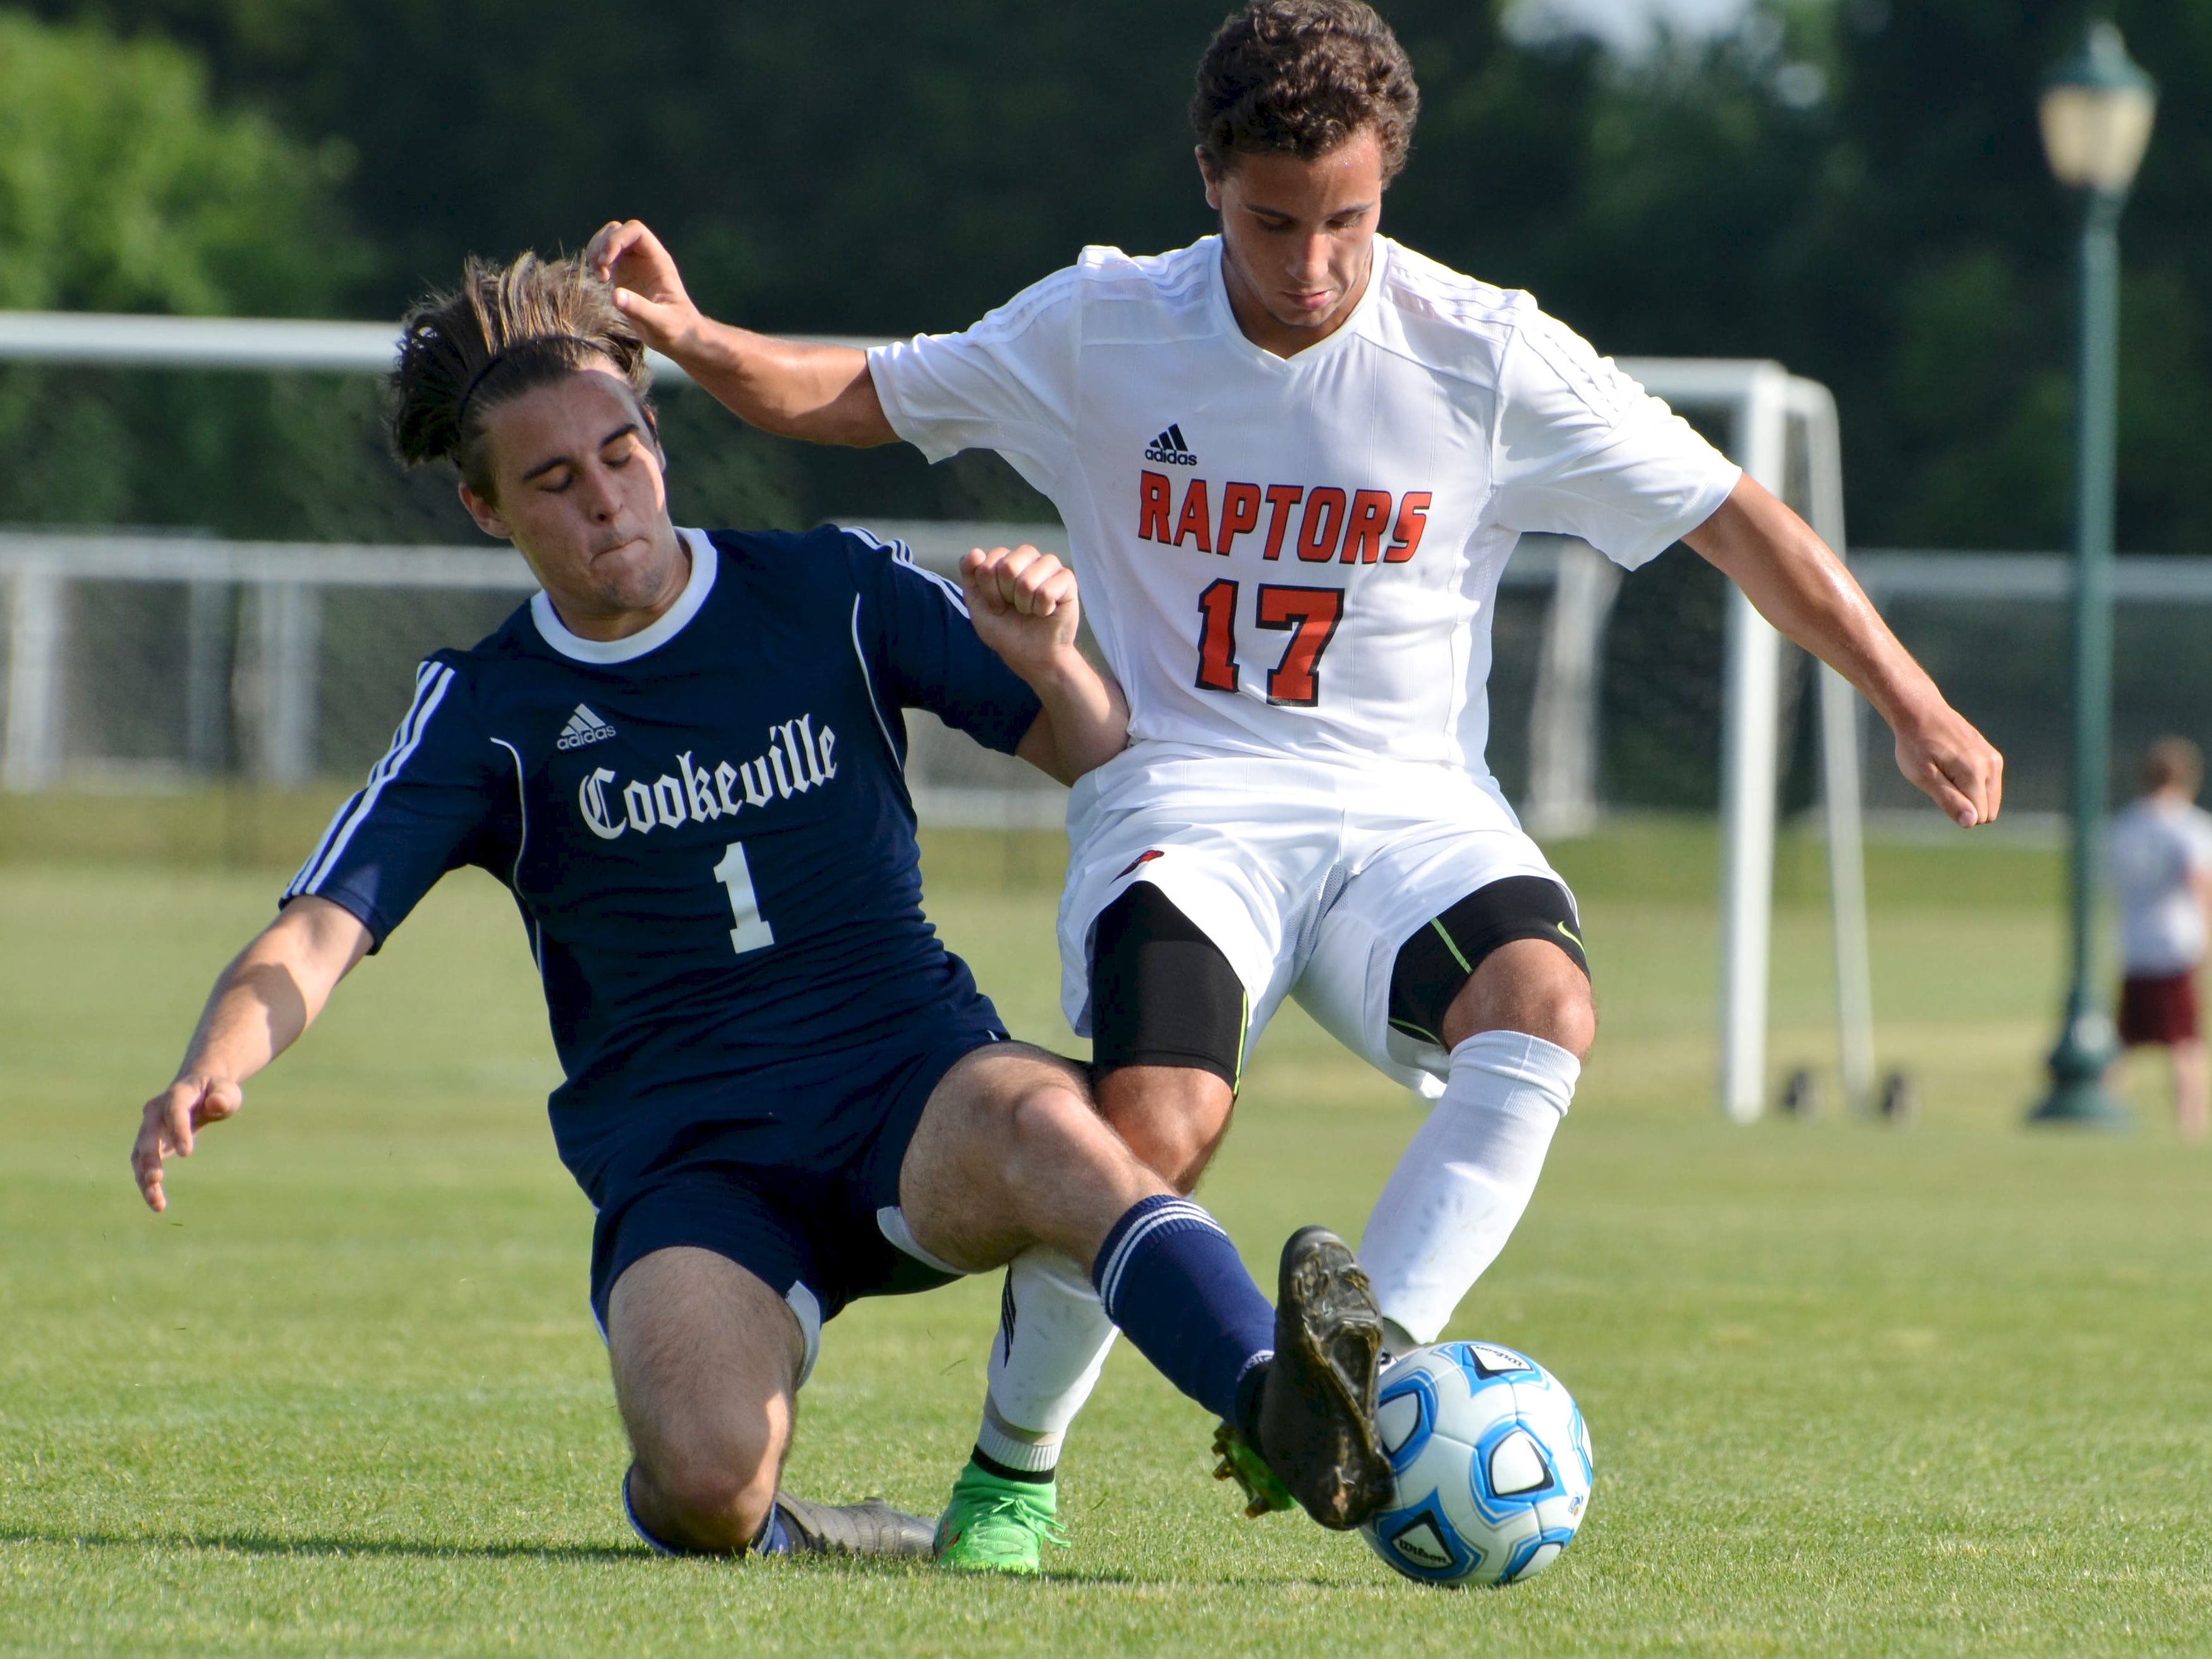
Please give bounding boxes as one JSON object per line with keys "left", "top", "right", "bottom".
{"left": 1360, "top": 1341, "right": 1593, "bottom": 1588}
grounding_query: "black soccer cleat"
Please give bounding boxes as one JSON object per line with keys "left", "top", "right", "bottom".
{"left": 1247, "top": 1226, "right": 1393, "bottom": 1531}
{"left": 773, "top": 1492, "right": 936, "bottom": 1559}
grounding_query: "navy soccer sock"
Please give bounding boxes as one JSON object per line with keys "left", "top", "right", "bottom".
{"left": 752, "top": 1503, "right": 792, "bottom": 1556}
{"left": 1091, "top": 1195, "right": 1275, "bottom": 1423}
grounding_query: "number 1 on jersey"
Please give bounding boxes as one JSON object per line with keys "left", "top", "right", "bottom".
{"left": 1195, "top": 580, "right": 1345, "bottom": 706}
{"left": 713, "top": 841, "right": 776, "bottom": 955}
{"left": 1195, "top": 578, "right": 1241, "bottom": 692}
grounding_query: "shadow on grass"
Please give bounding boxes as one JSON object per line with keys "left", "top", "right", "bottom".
{"left": 5, "top": 1528, "right": 1348, "bottom": 1590}
{"left": 1, "top": 1526, "right": 641, "bottom": 1565}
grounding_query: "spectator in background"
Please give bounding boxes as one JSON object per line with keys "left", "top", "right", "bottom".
{"left": 2110, "top": 737, "right": 2212, "bottom": 1140}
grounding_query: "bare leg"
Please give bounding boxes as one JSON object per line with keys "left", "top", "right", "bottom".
{"left": 899, "top": 1044, "right": 1169, "bottom": 1270}
{"left": 1095, "top": 1065, "right": 1236, "bottom": 1194}
{"left": 2173, "top": 1039, "right": 2208, "bottom": 1141}
{"left": 901, "top": 1041, "right": 1389, "bottom": 1528}
{"left": 608, "top": 1246, "right": 803, "bottom": 1553}
{"left": 1438, "top": 937, "right": 1599, "bottom": 1053}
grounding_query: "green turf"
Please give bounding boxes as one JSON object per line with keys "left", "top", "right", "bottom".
{"left": 5, "top": 835, "right": 2211, "bottom": 1656}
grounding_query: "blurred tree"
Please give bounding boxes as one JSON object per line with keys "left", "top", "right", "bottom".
{"left": 0, "top": 9, "right": 796, "bottom": 536}
{"left": 10, "top": 4, "right": 2211, "bottom": 541}
{"left": 34, "top": 0, "right": 2210, "bottom": 551}
{"left": 0, "top": 9, "right": 401, "bottom": 535}
{"left": 0, "top": 8, "right": 355, "bottom": 315}
{"left": 1422, "top": 0, "right": 2212, "bottom": 556}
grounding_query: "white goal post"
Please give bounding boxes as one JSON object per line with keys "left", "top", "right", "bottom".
{"left": 0, "top": 310, "right": 1870, "bottom": 1121}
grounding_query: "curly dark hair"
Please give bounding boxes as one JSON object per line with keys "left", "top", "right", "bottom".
{"left": 388, "top": 251, "right": 651, "bottom": 500}
{"left": 1192, "top": 0, "right": 1420, "bottom": 181}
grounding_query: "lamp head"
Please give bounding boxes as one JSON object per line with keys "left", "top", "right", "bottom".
{"left": 2040, "top": 20, "right": 2158, "bottom": 195}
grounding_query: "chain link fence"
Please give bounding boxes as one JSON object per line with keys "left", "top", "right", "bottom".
{"left": 9, "top": 351, "right": 2173, "bottom": 860}
{"left": 0, "top": 522, "right": 1600, "bottom": 831}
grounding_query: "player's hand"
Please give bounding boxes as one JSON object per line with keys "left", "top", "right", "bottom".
{"left": 132, "top": 1075, "right": 242, "bottom": 1214}
{"left": 1894, "top": 701, "right": 2003, "bottom": 828}
{"left": 585, "top": 219, "right": 704, "bottom": 357}
{"left": 962, "top": 545, "right": 1080, "bottom": 676}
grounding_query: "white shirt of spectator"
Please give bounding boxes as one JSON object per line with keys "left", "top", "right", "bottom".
{"left": 2110, "top": 796, "right": 2212, "bottom": 975}
{"left": 869, "top": 234, "right": 1741, "bottom": 777}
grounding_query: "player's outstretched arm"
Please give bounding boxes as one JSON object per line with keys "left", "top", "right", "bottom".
{"left": 131, "top": 896, "right": 372, "bottom": 1214}
{"left": 1685, "top": 475, "right": 2003, "bottom": 829}
{"left": 962, "top": 545, "right": 1129, "bottom": 786}
{"left": 584, "top": 219, "right": 896, "bottom": 448}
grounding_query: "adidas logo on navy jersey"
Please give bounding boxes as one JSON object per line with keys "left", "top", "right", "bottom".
{"left": 1142, "top": 423, "right": 1197, "bottom": 466}
{"left": 557, "top": 704, "right": 619, "bottom": 751}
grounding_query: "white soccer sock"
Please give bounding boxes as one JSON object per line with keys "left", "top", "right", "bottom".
{"left": 1359, "top": 1030, "right": 1580, "bottom": 1349}
{"left": 971, "top": 1246, "right": 1119, "bottom": 1476}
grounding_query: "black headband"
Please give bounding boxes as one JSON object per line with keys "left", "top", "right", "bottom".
{"left": 456, "top": 334, "right": 605, "bottom": 429}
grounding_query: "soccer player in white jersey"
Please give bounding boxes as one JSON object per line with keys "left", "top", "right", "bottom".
{"left": 2110, "top": 737, "right": 2212, "bottom": 1138}
{"left": 587, "top": 0, "right": 2003, "bottom": 1570}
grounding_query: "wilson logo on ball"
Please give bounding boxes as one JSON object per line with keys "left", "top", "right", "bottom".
{"left": 1360, "top": 1341, "right": 1594, "bottom": 1590}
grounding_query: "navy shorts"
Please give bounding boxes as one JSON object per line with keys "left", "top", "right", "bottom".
{"left": 588, "top": 1021, "right": 1003, "bottom": 1380}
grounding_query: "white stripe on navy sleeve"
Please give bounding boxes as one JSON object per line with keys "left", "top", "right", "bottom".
{"left": 849, "top": 596, "right": 906, "bottom": 770}
{"left": 845, "top": 525, "right": 973, "bottom": 619}
{"left": 286, "top": 661, "right": 457, "bottom": 898}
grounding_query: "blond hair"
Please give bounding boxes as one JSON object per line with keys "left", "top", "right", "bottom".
{"left": 388, "top": 251, "right": 650, "bottom": 498}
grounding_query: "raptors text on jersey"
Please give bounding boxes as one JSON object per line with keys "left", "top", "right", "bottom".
{"left": 871, "top": 234, "right": 1741, "bottom": 780}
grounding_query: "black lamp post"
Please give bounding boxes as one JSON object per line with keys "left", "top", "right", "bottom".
{"left": 2030, "top": 20, "right": 2158, "bottom": 1126}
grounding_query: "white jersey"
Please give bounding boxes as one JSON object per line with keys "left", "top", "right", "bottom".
{"left": 2111, "top": 797, "right": 2212, "bottom": 975}
{"left": 869, "top": 234, "right": 1740, "bottom": 779}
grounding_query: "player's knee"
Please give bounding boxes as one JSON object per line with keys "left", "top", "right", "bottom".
{"left": 1400, "top": 878, "right": 1595, "bottom": 1057}
{"left": 1096, "top": 1068, "right": 1228, "bottom": 1193}
{"left": 1000, "top": 1080, "right": 1111, "bottom": 1185}
{"left": 641, "top": 1435, "right": 781, "bottom": 1552}
{"left": 1439, "top": 946, "right": 1596, "bottom": 1058}
{"left": 1523, "top": 974, "right": 1597, "bottom": 1058}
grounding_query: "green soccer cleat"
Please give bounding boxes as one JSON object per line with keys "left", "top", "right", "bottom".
{"left": 1212, "top": 1420, "right": 1296, "bottom": 1517}
{"left": 931, "top": 1459, "right": 1070, "bottom": 1574}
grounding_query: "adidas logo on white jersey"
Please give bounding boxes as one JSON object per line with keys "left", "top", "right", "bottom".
{"left": 1142, "top": 423, "right": 1197, "bottom": 466}
{"left": 556, "top": 704, "right": 618, "bottom": 751}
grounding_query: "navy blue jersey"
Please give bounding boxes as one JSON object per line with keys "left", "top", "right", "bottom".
{"left": 282, "top": 526, "right": 1043, "bottom": 1200}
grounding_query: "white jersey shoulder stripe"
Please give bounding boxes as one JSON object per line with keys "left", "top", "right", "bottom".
{"left": 487, "top": 735, "right": 540, "bottom": 972}
{"left": 284, "top": 656, "right": 444, "bottom": 897}
{"left": 1075, "top": 239, "right": 1214, "bottom": 299}
{"left": 1074, "top": 240, "right": 1219, "bottom": 347}
{"left": 933, "top": 262, "right": 1084, "bottom": 347}
{"left": 1377, "top": 240, "right": 1522, "bottom": 327}
{"left": 1508, "top": 306, "right": 1648, "bottom": 425}
{"left": 848, "top": 594, "right": 905, "bottom": 771}
{"left": 1358, "top": 243, "right": 1526, "bottom": 388}
{"left": 844, "top": 524, "right": 973, "bottom": 619}
{"left": 289, "top": 661, "right": 457, "bottom": 899}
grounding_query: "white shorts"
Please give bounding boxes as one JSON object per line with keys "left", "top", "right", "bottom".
{"left": 1058, "top": 745, "right": 1575, "bottom": 1099}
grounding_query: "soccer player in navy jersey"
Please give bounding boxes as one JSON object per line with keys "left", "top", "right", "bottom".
{"left": 128, "top": 252, "right": 1394, "bottom": 1564}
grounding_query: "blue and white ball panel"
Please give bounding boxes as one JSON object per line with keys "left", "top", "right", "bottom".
{"left": 1361, "top": 1341, "right": 1593, "bottom": 1589}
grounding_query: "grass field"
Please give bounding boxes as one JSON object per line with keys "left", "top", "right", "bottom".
{"left": 6, "top": 823, "right": 2212, "bottom": 1656}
